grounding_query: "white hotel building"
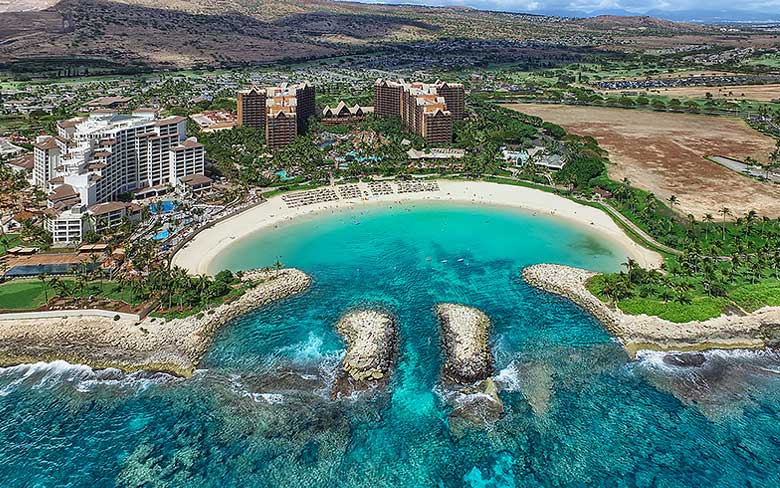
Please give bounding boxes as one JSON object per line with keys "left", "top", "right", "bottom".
{"left": 33, "top": 110, "right": 206, "bottom": 244}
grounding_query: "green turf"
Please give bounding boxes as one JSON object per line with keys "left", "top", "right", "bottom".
{"left": 616, "top": 296, "right": 730, "bottom": 323}
{"left": 0, "top": 280, "right": 50, "bottom": 310}
{"left": 728, "top": 281, "right": 780, "bottom": 312}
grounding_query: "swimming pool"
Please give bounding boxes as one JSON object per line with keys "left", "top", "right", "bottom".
{"left": 152, "top": 230, "right": 171, "bottom": 241}
{"left": 149, "top": 201, "right": 177, "bottom": 214}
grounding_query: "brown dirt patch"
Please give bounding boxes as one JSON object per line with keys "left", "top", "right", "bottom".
{"left": 506, "top": 103, "right": 780, "bottom": 218}
{"left": 600, "top": 84, "right": 780, "bottom": 102}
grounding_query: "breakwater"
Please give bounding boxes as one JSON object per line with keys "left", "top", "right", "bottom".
{"left": 0, "top": 268, "right": 311, "bottom": 377}
{"left": 334, "top": 308, "right": 397, "bottom": 396}
{"left": 523, "top": 263, "right": 780, "bottom": 356}
{"left": 436, "top": 303, "right": 494, "bottom": 384}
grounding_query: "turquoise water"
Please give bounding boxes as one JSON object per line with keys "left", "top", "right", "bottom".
{"left": 149, "top": 201, "right": 177, "bottom": 214}
{"left": 2, "top": 202, "right": 780, "bottom": 487}
{"left": 152, "top": 229, "right": 170, "bottom": 241}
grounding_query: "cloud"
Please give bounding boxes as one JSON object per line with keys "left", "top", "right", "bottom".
{"left": 347, "top": 0, "right": 779, "bottom": 17}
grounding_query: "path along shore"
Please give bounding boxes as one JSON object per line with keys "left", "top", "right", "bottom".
{"left": 523, "top": 264, "right": 780, "bottom": 356}
{"left": 0, "top": 268, "right": 311, "bottom": 377}
{"left": 172, "top": 179, "right": 662, "bottom": 275}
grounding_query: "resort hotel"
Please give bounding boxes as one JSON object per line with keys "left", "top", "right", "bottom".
{"left": 374, "top": 79, "right": 465, "bottom": 143}
{"left": 33, "top": 109, "right": 207, "bottom": 245}
{"left": 236, "top": 82, "right": 316, "bottom": 150}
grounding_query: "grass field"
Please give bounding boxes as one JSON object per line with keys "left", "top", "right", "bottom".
{"left": 0, "top": 280, "right": 50, "bottom": 310}
{"left": 0, "top": 279, "right": 145, "bottom": 311}
{"left": 506, "top": 103, "right": 780, "bottom": 218}
{"left": 616, "top": 296, "right": 730, "bottom": 323}
{"left": 729, "top": 281, "right": 780, "bottom": 312}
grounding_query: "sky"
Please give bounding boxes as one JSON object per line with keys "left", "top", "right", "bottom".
{"left": 347, "top": 0, "right": 779, "bottom": 21}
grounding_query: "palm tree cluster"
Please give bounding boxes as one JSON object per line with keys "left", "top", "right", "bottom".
{"left": 597, "top": 258, "right": 694, "bottom": 305}
{"left": 121, "top": 266, "right": 237, "bottom": 313}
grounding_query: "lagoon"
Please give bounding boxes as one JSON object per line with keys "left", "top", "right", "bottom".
{"left": 1, "top": 202, "right": 779, "bottom": 486}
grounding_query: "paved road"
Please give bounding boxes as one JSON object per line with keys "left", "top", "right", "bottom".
{"left": 598, "top": 201, "right": 682, "bottom": 255}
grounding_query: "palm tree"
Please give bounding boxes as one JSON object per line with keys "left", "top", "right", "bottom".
{"left": 658, "top": 288, "right": 673, "bottom": 303}
{"left": 718, "top": 207, "right": 731, "bottom": 241}
{"left": 88, "top": 253, "right": 102, "bottom": 291}
{"left": 703, "top": 213, "right": 714, "bottom": 240}
{"left": 667, "top": 195, "right": 679, "bottom": 212}
{"left": 745, "top": 210, "right": 758, "bottom": 234}
{"left": 37, "top": 274, "right": 50, "bottom": 306}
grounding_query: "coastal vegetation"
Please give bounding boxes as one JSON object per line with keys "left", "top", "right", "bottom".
{"left": 0, "top": 265, "right": 249, "bottom": 319}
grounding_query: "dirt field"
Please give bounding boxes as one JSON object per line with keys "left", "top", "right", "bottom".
{"left": 599, "top": 84, "right": 780, "bottom": 102}
{"left": 507, "top": 103, "right": 780, "bottom": 218}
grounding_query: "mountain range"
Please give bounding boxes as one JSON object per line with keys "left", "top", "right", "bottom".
{"left": 0, "top": 0, "right": 771, "bottom": 76}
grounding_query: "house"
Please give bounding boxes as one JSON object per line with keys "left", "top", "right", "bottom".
{"left": 6, "top": 153, "right": 34, "bottom": 180}
{"left": 501, "top": 146, "right": 566, "bottom": 170}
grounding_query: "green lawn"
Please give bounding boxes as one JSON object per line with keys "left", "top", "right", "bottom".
{"left": 728, "top": 281, "right": 780, "bottom": 312}
{"left": 586, "top": 275, "right": 731, "bottom": 323}
{"left": 0, "top": 278, "right": 146, "bottom": 311}
{"left": 66, "top": 281, "right": 145, "bottom": 305}
{"left": 0, "top": 280, "right": 50, "bottom": 310}
{"left": 616, "top": 296, "right": 730, "bottom": 323}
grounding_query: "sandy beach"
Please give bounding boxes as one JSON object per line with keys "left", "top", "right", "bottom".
{"left": 172, "top": 180, "right": 662, "bottom": 274}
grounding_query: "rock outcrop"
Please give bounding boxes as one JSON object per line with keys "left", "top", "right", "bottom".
{"left": 0, "top": 268, "right": 312, "bottom": 377}
{"left": 436, "top": 303, "right": 494, "bottom": 384}
{"left": 523, "top": 263, "right": 780, "bottom": 356}
{"left": 334, "top": 308, "right": 397, "bottom": 396}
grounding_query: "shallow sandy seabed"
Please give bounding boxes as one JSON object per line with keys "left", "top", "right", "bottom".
{"left": 172, "top": 180, "right": 663, "bottom": 275}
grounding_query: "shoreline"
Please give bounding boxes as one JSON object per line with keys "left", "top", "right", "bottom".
{"left": 523, "top": 263, "right": 780, "bottom": 356}
{"left": 171, "top": 179, "right": 663, "bottom": 275}
{"left": 0, "top": 268, "right": 311, "bottom": 377}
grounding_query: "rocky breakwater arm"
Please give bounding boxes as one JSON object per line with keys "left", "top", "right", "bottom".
{"left": 523, "top": 263, "right": 778, "bottom": 356}
{"left": 0, "top": 268, "right": 312, "bottom": 377}
{"left": 436, "top": 303, "right": 503, "bottom": 429}
{"left": 334, "top": 309, "right": 397, "bottom": 396}
{"left": 436, "top": 303, "right": 494, "bottom": 384}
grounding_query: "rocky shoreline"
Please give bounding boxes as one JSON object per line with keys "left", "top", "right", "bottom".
{"left": 436, "top": 303, "right": 494, "bottom": 384}
{"left": 523, "top": 264, "right": 780, "bottom": 356}
{"left": 333, "top": 309, "right": 397, "bottom": 396}
{"left": 0, "top": 268, "right": 312, "bottom": 377}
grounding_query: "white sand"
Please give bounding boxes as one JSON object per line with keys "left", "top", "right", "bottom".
{"left": 172, "top": 180, "right": 663, "bottom": 274}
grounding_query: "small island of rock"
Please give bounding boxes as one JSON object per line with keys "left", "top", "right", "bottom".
{"left": 436, "top": 303, "right": 494, "bottom": 384}
{"left": 334, "top": 309, "right": 397, "bottom": 396}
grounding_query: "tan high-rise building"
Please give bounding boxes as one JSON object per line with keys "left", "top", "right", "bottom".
{"left": 266, "top": 96, "right": 298, "bottom": 151}
{"left": 236, "top": 87, "right": 267, "bottom": 130}
{"left": 434, "top": 81, "right": 465, "bottom": 121}
{"left": 374, "top": 79, "right": 403, "bottom": 118}
{"left": 238, "top": 82, "right": 315, "bottom": 150}
{"left": 374, "top": 79, "right": 462, "bottom": 143}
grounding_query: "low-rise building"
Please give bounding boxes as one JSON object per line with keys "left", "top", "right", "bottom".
{"left": 322, "top": 102, "right": 374, "bottom": 124}
{"left": 177, "top": 174, "right": 214, "bottom": 195}
{"left": 190, "top": 111, "right": 237, "bottom": 133}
